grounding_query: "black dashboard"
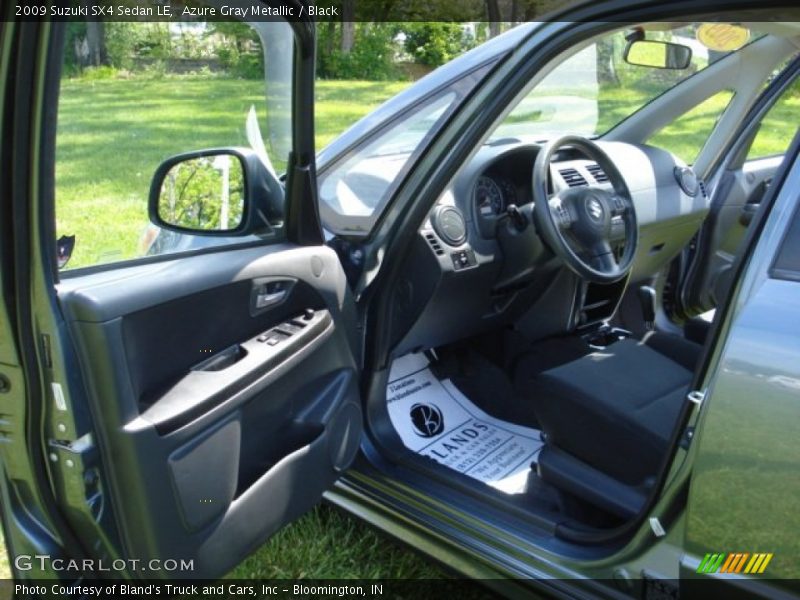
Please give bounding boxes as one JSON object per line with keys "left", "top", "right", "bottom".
{"left": 391, "top": 139, "right": 710, "bottom": 355}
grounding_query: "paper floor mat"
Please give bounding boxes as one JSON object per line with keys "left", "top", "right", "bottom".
{"left": 387, "top": 353, "right": 544, "bottom": 495}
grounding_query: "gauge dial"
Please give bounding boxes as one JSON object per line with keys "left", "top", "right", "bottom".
{"left": 475, "top": 176, "right": 505, "bottom": 217}
{"left": 498, "top": 179, "right": 517, "bottom": 208}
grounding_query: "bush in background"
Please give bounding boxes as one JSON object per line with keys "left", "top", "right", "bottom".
{"left": 402, "top": 23, "right": 476, "bottom": 67}
{"left": 317, "top": 23, "right": 401, "bottom": 81}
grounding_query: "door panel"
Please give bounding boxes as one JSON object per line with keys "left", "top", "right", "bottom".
{"left": 679, "top": 59, "right": 800, "bottom": 316}
{"left": 57, "top": 245, "right": 363, "bottom": 577}
{"left": 681, "top": 157, "right": 781, "bottom": 312}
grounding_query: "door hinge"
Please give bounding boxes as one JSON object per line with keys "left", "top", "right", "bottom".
{"left": 649, "top": 517, "right": 667, "bottom": 537}
{"left": 687, "top": 389, "right": 706, "bottom": 406}
{"left": 48, "top": 432, "right": 95, "bottom": 466}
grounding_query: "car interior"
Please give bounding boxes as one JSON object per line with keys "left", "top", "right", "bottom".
{"left": 362, "top": 21, "right": 800, "bottom": 532}
{"left": 27, "top": 14, "right": 799, "bottom": 581}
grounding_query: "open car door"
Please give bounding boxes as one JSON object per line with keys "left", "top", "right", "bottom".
{"left": 0, "top": 2, "right": 363, "bottom": 580}
{"left": 677, "top": 55, "right": 800, "bottom": 317}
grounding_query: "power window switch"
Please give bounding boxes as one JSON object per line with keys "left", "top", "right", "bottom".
{"left": 277, "top": 322, "right": 303, "bottom": 335}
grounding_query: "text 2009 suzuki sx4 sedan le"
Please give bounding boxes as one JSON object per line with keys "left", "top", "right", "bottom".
{"left": 2, "top": 1, "right": 800, "bottom": 598}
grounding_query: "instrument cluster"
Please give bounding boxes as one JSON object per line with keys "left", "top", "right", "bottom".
{"left": 474, "top": 175, "right": 517, "bottom": 218}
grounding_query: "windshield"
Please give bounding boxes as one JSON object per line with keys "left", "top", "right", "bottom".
{"left": 490, "top": 24, "right": 753, "bottom": 142}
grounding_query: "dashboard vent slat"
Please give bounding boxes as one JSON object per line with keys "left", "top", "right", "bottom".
{"left": 558, "top": 168, "right": 588, "bottom": 188}
{"left": 424, "top": 233, "right": 445, "bottom": 256}
{"left": 586, "top": 163, "right": 609, "bottom": 184}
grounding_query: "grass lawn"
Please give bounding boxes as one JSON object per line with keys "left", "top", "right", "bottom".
{"left": 227, "top": 504, "right": 445, "bottom": 579}
{"left": 55, "top": 76, "right": 410, "bottom": 269}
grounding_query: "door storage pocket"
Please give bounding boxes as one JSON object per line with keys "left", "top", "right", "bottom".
{"left": 235, "top": 421, "right": 323, "bottom": 497}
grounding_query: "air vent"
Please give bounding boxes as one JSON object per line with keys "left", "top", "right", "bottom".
{"left": 424, "top": 232, "right": 445, "bottom": 256}
{"left": 558, "top": 168, "right": 588, "bottom": 188}
{"left": 586, "top": 163, "right": 609, "bottom": 183}
{"left": 698, "top": 180, "right": 708, "bottom": 198}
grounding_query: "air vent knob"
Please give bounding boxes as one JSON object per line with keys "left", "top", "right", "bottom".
{"left": 432, "top": 206, "right": 467, "bottom": 246}
{"left": 674, "top": 166, "right": 699, "bottom": 197}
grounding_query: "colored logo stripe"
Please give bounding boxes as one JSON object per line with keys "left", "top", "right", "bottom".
{"left": 721, "top": 553, "right": 748, "bottom": 573}
{"left": 697, "top": 552, "right": 773, "bottom": 574}
{"left": 697, "top": 553, "right": 725, "bottom": 573}
{"left": 745, "top": 553, "right": 774, "bottom": 574}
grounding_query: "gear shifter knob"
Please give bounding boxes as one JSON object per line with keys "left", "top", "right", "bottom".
{"left": 637, "top": 285, "right": 657, "bottom": 330}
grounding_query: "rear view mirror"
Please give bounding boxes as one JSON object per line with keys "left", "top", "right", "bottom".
{"left": 151, "top": 151, "right": 246, "bottom": 233}
{"left": 624, "top": 39, "right": 692, "bottom": 70}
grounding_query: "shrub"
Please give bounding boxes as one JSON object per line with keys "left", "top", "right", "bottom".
{"left": 401, "top": 23, "right": 473, "bottom": 68}
{"left": 77, "top": 65, "right": 119, "bottom": 80}
{"left": 317, "top": 24, "right": 402, "bottom": 81}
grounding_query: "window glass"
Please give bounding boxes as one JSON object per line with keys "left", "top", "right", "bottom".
{"left": 318, "top": 92, "right": 456, "bottom": 235}
{"left": 55, "top": 20, "right": 291, "bottom": 271}
{"left": 748, "top": 77, "right": 800, "bottom": 160}
{"left": 647, "top": 90, "right": 735, "bottom": 164}
{"left": 490, "top": 24, "right": 749, "bottom": 144}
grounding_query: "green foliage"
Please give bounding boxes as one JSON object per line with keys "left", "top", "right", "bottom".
{"left": 105, "top": 23, "right": 140, "bottom": 69}
{"left": 159, "top": 155, "right": 244, "bottom": 231}
{"left": 317, "top": 23, "right": 401, "bottom": 81}
{"left": 210, "top": 21, "right": 264, "bottom": 79}
{"left": 401, "top": 23, "right": 475, "bottom": 67}
{"left": 76, "top": 65, "right": 120, "bottom": 80}
{"left": 133, "top": 23, "right": 173, "bottom": 60}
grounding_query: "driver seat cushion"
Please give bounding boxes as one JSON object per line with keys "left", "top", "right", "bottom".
{"left": 528, "top": 335, "right": 698, "bottom": 485}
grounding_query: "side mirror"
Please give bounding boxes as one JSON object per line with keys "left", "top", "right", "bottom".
{"left": 149, "top": 148, "right": 283, "bottom": 236}
{"left": 623, "top": 39, "right": 692, "bottom": 70}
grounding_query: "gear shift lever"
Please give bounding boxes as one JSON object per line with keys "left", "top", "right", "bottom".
{"left": 638, "top": 285, "right": 657, "bottom": 330}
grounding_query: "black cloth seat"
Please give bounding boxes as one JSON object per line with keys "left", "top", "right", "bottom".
{"left": 529, "top": 333, "right": 701, "bottom": 485}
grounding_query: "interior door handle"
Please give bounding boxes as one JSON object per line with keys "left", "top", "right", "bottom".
{"left": 250, "top": 278, "right": 295, "bottom": 315}
{"left": 255, "top": 289, "right": 287, "bottom": 309}
{"left": 740, "top": 203, "right": 759, "bottom": 227}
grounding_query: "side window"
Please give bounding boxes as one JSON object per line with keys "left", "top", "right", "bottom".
{"left": 647, "top": 90, "right": 735, "bottom": 164}
{"left": 747, "top": 77, "right": 800, "bottom": 161}
{"left": 318, "top": 92, "right": 457, "bottom": 235}
{"left": 772, "top": 201, "right": 800, "bottom": 278}
{"left": 55, "top": 21, "right": 281, "bottom": 271}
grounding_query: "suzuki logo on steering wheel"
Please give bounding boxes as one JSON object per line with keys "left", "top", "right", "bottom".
{"left": 587, "top": 197, "right": 603, "bottom": 220}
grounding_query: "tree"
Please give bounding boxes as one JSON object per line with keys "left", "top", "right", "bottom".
{"left": 485, "top": 0, "right": 501, "bottom": 37}
{"left": 341, "top": 0, "right": 355, "bottom": 54}
{"left": 596, "top": 37, "right": 620, "bottom": 85}
{"left": 80, "top": 0, "right": 109, "bottom": 66}
{"left": 84, "top": 21, "right": 107, "bottom": 66}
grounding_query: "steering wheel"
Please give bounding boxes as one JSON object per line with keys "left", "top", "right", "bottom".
{"left": 533, "top": 136, "right": 638, "bottom": 284}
